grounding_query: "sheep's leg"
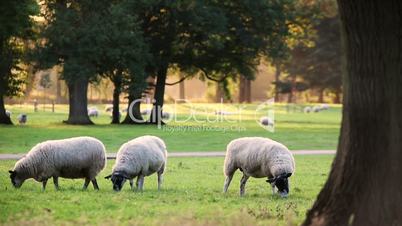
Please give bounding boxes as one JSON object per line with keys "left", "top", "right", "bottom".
{"left": 157, "top": 172, "right": 163, "bottom": 191}
{"left": 42, "top": 179, "right": 48, "bottom": 191}
{"left": 53, "top": 177, "right": 59, "bottom": 190}
{"left": 239, "top": 174, "right": 249, "bottom": 196}
{"left": 223, "top": 174, "right": 234, "bottom": 193}
{"left": 91, "top": 179, "right": 99, "bottom": 190}
{"left": 137, "top": 175, "right": 145, "bottom": 191}
{"left": 83, "top": 178, "right": 90, "bottom": 190}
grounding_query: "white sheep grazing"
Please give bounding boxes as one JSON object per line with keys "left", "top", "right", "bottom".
{"left": 5, "top": 110, "right": 11, "bottom": 118}
{"left": 320, "top": 104, "right": 329, "bottom": 110}
{"left": 88, "top": 108, "right": 99, "bottom": 117}
{"left": 8, "top": 136, "right": 106, "bottom": 191}
{"left": 223, "top": 137, "right": 295, "bottom": 197}
{"left": 105, "top": 135, "right": 167, "bottom": 192}
{"left": 303, "top": 106, "right": 312, "bottom": 113}
{"left": 17, "top": 114, "right": 27, "bottom": 124}
{"left": 259, "top": 116, "right": 274, "bottom": 126}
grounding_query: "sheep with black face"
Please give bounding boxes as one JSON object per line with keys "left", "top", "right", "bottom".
{"left": 223, "top": 137, "right": 295, "bottom": 197}
{"left": 105, "top": 135, "right": 167, "bottom": 192}
{"left": 9, "top": 136, "right": 106, "bottom": 191}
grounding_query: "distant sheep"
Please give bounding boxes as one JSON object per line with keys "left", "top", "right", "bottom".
{"left": 312, "top": 106, "right": 322, "bottom": 113}
{"left": 215, "top": 110, "right": 234, "bottom": 115}
{"left": 223, "top": 137, "right": 295, "bottom": 197}
{"left": 303, "top": 106, "right": 311, "bottom": 113}
{"left": 140, "top": 109, "right": 152, "bottom": 115}
{"left": 9, "top": 137, "right": 106, "bottom": 191}
{"left": 320, "top": 104, "right": 329, "bottom": 110}
{"left": 17, "top": 114, "right": 27, "bottom": 124}
{"left": 105, "top": 135, "right": 167, "bottom": 192}
{"left": 259, "top": 116, "right": 274, "bottom": 127}
{"left": 88, "top": 108, "right": 99, "bottom": 117}
{"left": 105, "top": 105, "right": 113, "bottom": 112}
{"left": 5, "top": 110, "right": 11, "bottom": 118}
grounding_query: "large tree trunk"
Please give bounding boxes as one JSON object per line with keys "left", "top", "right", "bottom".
{"left": 0, "top": 96, "right": 12, "bottom": 124}
{"left": 179, "top": 74, "right": 185, "bottom": 100}
{"left": 56, "top": 79, "right": 62, "bottom": 104}
{"left": 318, "top": 88, "right": 325, "bottom": 103}
{"left": 303, "top": 1, "right": 402, "bottom": 226}
{"left": 64, "top": 78, "right": 93, "bottom": 124}
{"left": 149, "top": 65, "right": 168, "bottom": 125}
{"left": 244, "top": 79, "right": 251, "bottom": 103}
{"left": 215, "top": 83, "right": 223, "bottom": 103}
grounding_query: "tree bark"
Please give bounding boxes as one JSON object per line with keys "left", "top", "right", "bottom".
{"left": 244, "top": 79, "right": 251, "bottom": 103}
{"left": 111, "top": 72, "right": 122, "bottom": 124}
{"left": 149, "top": 65, "right": 168, "bottom": 125}
{"left": 318, "top": 88, "right": 325, "bottom": 103}
{"left": 303, "top": 1, "right": 402, "bottom": 226}
{"left": 179, "top": 73, "right": 185, "bottom": 100}
{"left": 274, "top": 63, "right": 281, "bottom": 102}
{"left": 56, "top": 79, "right": 62, "bottom": 104}
{"left": 64, "top": 78, "right": 93, "bottom": 125}
{"left": 0, "top": 96, "right": 12, "bottom": 124}
{"left": 238, "top": 76, "right": 245, "bottom": 103}
{"left": 121, "top": 94, "right": 145, "bottom": 124}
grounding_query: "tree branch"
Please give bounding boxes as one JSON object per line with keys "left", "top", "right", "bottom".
{"left": 165, "top": 74, "right": 191, "bottom": 86}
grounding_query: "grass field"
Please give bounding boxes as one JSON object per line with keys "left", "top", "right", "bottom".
{"left": 0, "top": 103, "right": 341, "bottom": 153}
{"left": 0, "top": 155, "right": 334, "bottom": 226}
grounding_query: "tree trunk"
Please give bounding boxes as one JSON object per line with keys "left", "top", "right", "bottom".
{"left": 111, "top": 73, "right": 122, "bottom": 124}
{"left": 238, "top": 76, "right": 245, "bottom": 103}
{"left": 244, "top": 79, "right": 251, "bottom": 103}
{"left": 179, "top": 74, "right": 185, "bottom": 100}
{"left": 149, "top": 65, "right": 168, "bottom": 125}
{"left": 303, "top": 1, "right": 402, "bottom": 226}
{"left": 334, "top": 87, "right": 342, "bottom": 104}
{"left": 215, "top": 82, "right": 223, "bottom": 103}
{"left": 121, "top": 94, "right": 144, "bottom": 124}
{"left": 318, "top": 88, "right": 325, "bottom": 103}
{"left": 0, "top": 96, "right": 12, "bottom": 124}
{"left": 274, "top": 63, "right": 281, "bottom": 102}
{"left": 64, "top": 78, "right": 93, "bottom": 125}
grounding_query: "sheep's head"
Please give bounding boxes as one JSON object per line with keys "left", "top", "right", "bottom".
{"left": 267, "top": 173, "right": 292, "bottom": 198}
{"left": 9, "top": 170, "right": 24, "bottom": 188}
{"left": 105, "top": 172, "right": 130, "bottom": 191}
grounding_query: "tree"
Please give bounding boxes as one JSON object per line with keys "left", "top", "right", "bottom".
{"left": 0, "top": 0, "right": 38, "bottom": 124}
{"left": 302, "top": 1, "right": 402, "bottom": 225}
{"left": 127, "top": 0, "right": 293, "bottom": 124}
{"left": 39, "top": 72, "right": 52, "bottom": 110}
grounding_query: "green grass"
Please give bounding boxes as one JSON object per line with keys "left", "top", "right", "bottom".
{"left": 0, "top": 103, "right": 341, "bottom": 153}
{"left": 0, "top": 155, "right": 334, "bottom": 225}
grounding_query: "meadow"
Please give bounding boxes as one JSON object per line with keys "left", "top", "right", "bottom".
{"left": 0, "top": 103, "right": 341, "bottom": 153}
{"left": 0, "top": 155, "right": 334, "bottom": 226}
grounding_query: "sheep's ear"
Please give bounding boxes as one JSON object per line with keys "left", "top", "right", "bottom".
{"left": 8, "top": 170, "right": 15, "bottom": 174}
{"left": 285, "top": 173, "right": 292, "bottom": 178}
{"left": 104, "top": 174, "right": 112, "bottom": 179}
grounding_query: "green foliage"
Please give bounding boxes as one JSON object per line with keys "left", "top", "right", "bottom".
{"left": 0, "top": 0, "right": 39, "bottom": 98}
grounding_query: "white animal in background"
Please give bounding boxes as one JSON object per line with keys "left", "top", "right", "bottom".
{"left": 9, "top": 137, "right": 106, "bottom": 191}
{"left": 312, "top": 106, "right": 322, "bottom": 113}
{"left": 105, "top": 135, "right": 167, "bottom": 192}
{"left": 223, "top": 137, "right": 295, "bottom": 197}
{"left": 303, "top": 106, "right": 312, "bottom": 113}
{"left": 5, "top": 110, "right": 11, "bottom": 118}
{"left": 88, "top": 108, "right": 99, "bottom": 117}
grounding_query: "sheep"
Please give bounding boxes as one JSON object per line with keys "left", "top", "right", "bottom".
{"left": 215, "top": 110, "right": 234, "bottom": 115}
{"left": 223, "top": 137, "right": 295, "bottom": 197}
{"left": 105, "top": 105, "right": 113, "bottom": 112}
{"left": 303, "top": 106, "right": 312, "bottom": 113}
{"left": 88, "top": 107, "right": 99, "bottom": 117}
{"left": 8, "top": 136, "right": 106, "bottom": 191}
{"left": 105, "top": 135, "right": 167, "bottom": 192}
{"left": 17, "top": 114, "right": 27, "bottom": 124}
{"left": 312, "top": 105, "right": 322, "bottom": 113}
{"left": 5, "top": 110, "right": 11, "bottom": 118}
{"left": 320, "top": 104, "right": 329, "bottom": 110}
{"left": 140, "top": 108, "right": 152, "bottom": 115}
{"left": 259, "top": 116, "right": 274, "bottom": 127}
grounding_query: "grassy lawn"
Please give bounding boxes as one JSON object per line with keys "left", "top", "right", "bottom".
{"left": 0, "top": 155, "right": 333, "bottom": 226}
{"left": 0, "top": 103, "right": 341, "bottom": 153}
